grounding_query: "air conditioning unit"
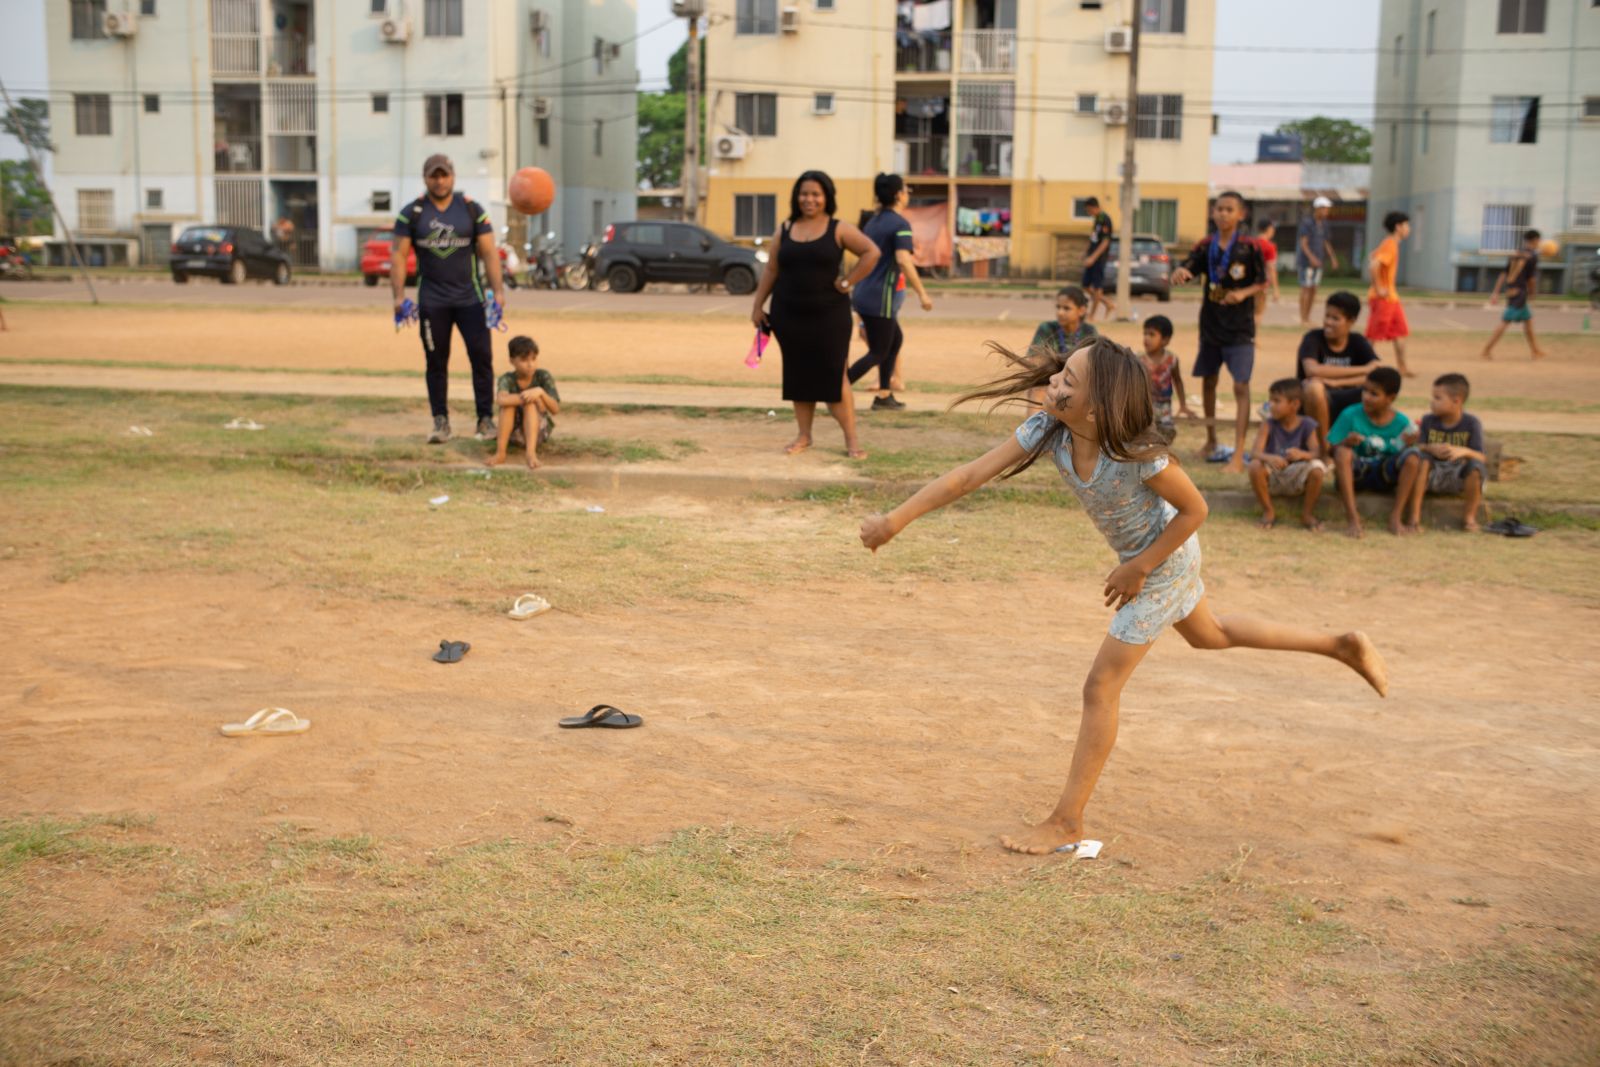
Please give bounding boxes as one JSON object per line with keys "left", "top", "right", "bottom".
{"left": 380, "top": 17, "right": 412, "bottom": 43}
{"left": 1102, "top": 98, "right": 1128, "bottom": 125}
{"left": 671, "top": 0, "right": 706, "bottom": 15}
{"left": 714, "top": 133, "right": 750, "bottom": 160}
{"left": 532, "top": 97, "right": 552, "bottom": 119}
{"left": 103, "top": 10, "right": 139, "bottom": 36}
{"left": 1104, "top": 26, "right": 1132, "bottom": 53}
{"left": 529, "top": 10, "right": 547, "bottom": 34}
{"left": 780, "top": 6, "right": 800, "bottom": 32}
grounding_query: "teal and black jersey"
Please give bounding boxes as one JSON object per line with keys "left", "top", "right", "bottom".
{"left": 395, "top": 193, "right": 493, "bottom": 307}
{"left": 851, "top": 209, "right": 916, "bottom": 320}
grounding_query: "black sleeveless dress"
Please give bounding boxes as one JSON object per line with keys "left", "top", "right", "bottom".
{"left": 770, "top": 218, "right": 852, "bottom": 403}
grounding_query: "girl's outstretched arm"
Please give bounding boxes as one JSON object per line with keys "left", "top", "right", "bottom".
{"left": 1102, "top": 461, "right": 1209, "bottom": 608}
{"left": 860, "top": 435, "right": 1029, "bottom": 551}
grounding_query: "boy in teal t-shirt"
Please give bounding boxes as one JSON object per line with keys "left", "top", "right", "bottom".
{"left": 1330, "top": 365, "right": 1411, "bottom": 538}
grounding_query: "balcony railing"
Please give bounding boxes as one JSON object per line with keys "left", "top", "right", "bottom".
{"left": 956, "top": 134, "right": 1013, "bottom": 178}
{"left": 960, "top": 29, "right": 1015, "bottom": 73}
{"left": 896, "top": 31, "right": 951, "bottom": 73}
{"left": 898, "top": 137, "right": 949, "bottom": 177}
{"left": 268, "top": 36, "right": 313, "bottom": 76}
{"left": 212, "top": 34, "right": 260, "bottom": 76}
{"left": 214, "top": 135, "right": 262, "bottom": 173}
{"left": 278, "top": 232, "right": 319, "bottom": 269}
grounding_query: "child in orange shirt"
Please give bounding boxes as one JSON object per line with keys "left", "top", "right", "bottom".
{"left": 1367, "top": 211, "right": 1412, "bottom": 377}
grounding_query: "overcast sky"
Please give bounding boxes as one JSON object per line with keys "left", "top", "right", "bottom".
{"left": 4, "top": 1, "right": 1381, "bottom": 166}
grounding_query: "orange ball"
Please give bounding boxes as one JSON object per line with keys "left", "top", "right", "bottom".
{"left": 1538, "top": 238, "right": 1558, "bottom": 259}
{"left": 508, "top": 166, "right": 556, "bottom": 216}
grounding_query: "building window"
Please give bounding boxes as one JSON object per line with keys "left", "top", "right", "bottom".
{"left": 145, "top": 188, "right": 163, "bottom": 209}
{"left": 1393, "top": 35, "right": 1403, "bottom": 76}
{"left": 1583, "top": 97, "right": 1600, "bottom": 119}
{"left": 594, "top": 37, "right": 606, "bottom": 73}
{"left": 1071, "top": 198, "right": 1097, "bottom": 219}
{"left": 372, "top": 190, "right": 392, "bottom": 212}
{"left": 1133, "top": 199, "right": 1179, "bottom": 244}
{"left": 370, "top": 0, "right": 385, "bottom": 13}
{"left": 425, "top": 93, "right": 463, "bottom": 136}
{"left": 1497, "top": 0, "right": 1546, "bottom": 33}
{"left": 1490, "top": 96, "right": 1539, "bottom": 143}
{"left": 736, "top": 0, "right": 778, "bottom": 35}
{"left": 1140, "top": 0, "right": 1185, "bottom": 34}
{"left": 140, "top": 0, "right": 157, "bottom": 15}
{"left": 372, "top": 93, "right": 388, "bottom": 113}
{"left": 1421, "top": 109, "right": 1430, "bottom": 153}
{"left": 813, "top": 92, "right": 834, "bottom": 115}
{"left": 594, "top": 119, "right": 603, "bottom": 156}
{"left": 538, "top": 117, "right": 550, "bottom": 147}
{"left": 735, "top": 93, "right": 778, "bottom": 137}
{"left": 815, "top": 0, "right": 835, "bottom": 8}
{"left": 143, "top": 94, "right": 160, "bottom": 114}
{"left": 1425, "top": 10, "right": 1436, "bottom": 53}
{"left": 1134, "top": 94, "right": 1181, "bottom": 141}
{"left": 424, "top": 0, "right": 462, "bottom": 37}
{"left": 735, "top": 194, "right": 777, "bottom": 237}
{"left": 592, "top": 199, "right": 605, "bottom": 239}
{"left": 1389, "top": 122, "right": 1397, "bottom": 162}
{"left": 1080, "top": 1, "right": 1104, "bottom": 8}
{"left": 78, "top": 189, "right": 114, "bottom": 231}
{"left": 70, "top": 0, "right": 107, "bottom": 39}
{"left": 1482, "top": 204, "right": 1531, "bottom": 252}
{"left": 1571, "top": 204, "right": 1597, "bottom": 232}
{"left": 74, "top": 93, "right": 112, "bottom": 136}
{"left": 1076, "top": 94, "right": 1098, "bottom": 115}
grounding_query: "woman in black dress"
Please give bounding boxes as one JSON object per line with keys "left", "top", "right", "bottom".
{"left": 751, "top": 171, "right": 881, "bottom": 459}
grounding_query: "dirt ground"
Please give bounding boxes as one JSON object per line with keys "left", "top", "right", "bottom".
{"left": 3, "top": 301, "right": 1598, "bottom": 403}
{"left": 4, "top": 557, "right": 1597, "bottom": 954}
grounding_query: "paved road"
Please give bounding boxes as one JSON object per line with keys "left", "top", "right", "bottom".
{"left": 8, "top": 278, "right": 1596, "bottom": 333}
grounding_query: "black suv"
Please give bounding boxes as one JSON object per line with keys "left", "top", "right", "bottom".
{"left": 171, "top": 225, "right": 293, "bottom": 285}
{"left": 596, "top": 221, "right": 763, "bottom": 295}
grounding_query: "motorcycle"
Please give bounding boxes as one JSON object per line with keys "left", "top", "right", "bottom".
{"left": 0, "top": 238, "right": 34, "bottom": 281}
{"left": 564, "top": 239, "right": 596, "bottom": 291}
{"left": 497, "top": 230, "right": 523, "bottom": 289}
{"left": 524, "top": 232, "right": 586, "bottom": 290}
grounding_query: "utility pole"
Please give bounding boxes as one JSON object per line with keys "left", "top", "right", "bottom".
{"left": 675, "top": 1, "right": 705, "bottom": 224}
{"left": 1113, "top": 6, "right": 1140, "bottom": 321}
{"left": 0, "top": 77, "right": 97, "bottom": 305}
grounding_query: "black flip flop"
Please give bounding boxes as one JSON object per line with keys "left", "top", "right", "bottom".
{"left": 559, "top": 704, "right": 642, "bottom": 729}
{"left": 1485, "top": 517, "right": 1538, "bottom": 538}
{"left": 433, "top": 640, "right": 471, "bottom": 664}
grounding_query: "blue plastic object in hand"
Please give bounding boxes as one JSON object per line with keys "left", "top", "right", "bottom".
{"left": 484, "top": 296, "right": 507, "bottom": 332}
{"left": 394, "top": 298, "right": 418, "bottom": 331}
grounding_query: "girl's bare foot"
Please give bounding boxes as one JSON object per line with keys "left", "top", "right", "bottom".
{"left": 525, "top": 453, "right": 542, "bottom": 469}
{"left": 1335, "top": 631, "right": 1388, "bottom": 696}
{"left": 1532, "top": 349, "right": 1548, "bottom": 360}
{"left": 486, "top": 453, "right": 508, "bottom": 467}
{"left": 846, "top": 446, "right": 868, "bottom": 460}
{"left": 1345, "top": 520, "right": 1364, "bottom": 539}
{"left": 784, "top": 437, "right": 812, "bottom": 455}
{"left": 1387, "top": 515, "right": 1405, "bottom": 536}
{"left": 1000, "top": 818, "right": 1082, "bottom": 856}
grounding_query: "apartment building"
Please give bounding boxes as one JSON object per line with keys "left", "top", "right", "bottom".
{"left": 701, "top": 0, "right": 1213, "bottom": 277}
{"left": 1370, "top": 0, "right": 1600, "bottom": 292}
{"left": 46, "top": 0, "right": 638, "bottom": 270}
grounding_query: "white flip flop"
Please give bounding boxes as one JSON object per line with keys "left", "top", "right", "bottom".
{"left": 508, "top": 593, "right": 552, "bottom": 620}
{"left": 220, "top": 707, "right": 310, "bottom": 737}
{"left": 224, "top": 417, "right": 265, "bottom": 431}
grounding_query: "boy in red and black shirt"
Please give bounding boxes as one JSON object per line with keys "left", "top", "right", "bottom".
{"left": 1171, "top": 191, "right": 1266, "bottom": 474}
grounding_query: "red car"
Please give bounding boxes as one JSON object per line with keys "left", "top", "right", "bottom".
{"left": 360, "top": 236, "right": 416, "bottom": 286}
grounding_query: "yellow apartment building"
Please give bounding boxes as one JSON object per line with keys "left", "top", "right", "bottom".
{"left": 702, "top": 0, "right": 1212, "bottom": 277}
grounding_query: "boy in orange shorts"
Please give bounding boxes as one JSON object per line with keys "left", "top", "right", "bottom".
{"left": 1367, "top": 211, "right": 1412, "bottom": 377}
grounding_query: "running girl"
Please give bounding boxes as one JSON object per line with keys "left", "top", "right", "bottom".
{"left": 859, "top": 337, "right": 1388, "bottom": 855}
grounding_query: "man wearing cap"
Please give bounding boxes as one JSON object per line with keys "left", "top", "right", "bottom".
{"left": 1296, "top": 197, "right": 1340, "bottom": 327}
{"left": 393, "top": 154, "right": 507, "bottom": 443}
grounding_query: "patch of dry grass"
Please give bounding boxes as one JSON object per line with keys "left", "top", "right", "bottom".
{"left": 1, "top": 820, "right": 1594, "bottom": 1065}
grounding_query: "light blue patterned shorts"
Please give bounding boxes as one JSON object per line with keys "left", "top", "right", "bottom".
{"left": 1109, "top": 538, "right": 1205, "bottom": 645}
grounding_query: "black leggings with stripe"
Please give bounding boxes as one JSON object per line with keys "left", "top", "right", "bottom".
{"left": 847, "top": 314, "right": 903, "bottom": 392}
{"left": 420, "top": 302, "right": 495, "bottom": 420}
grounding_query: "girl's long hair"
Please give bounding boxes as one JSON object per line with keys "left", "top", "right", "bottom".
{"left": 955, "top": 336, "right": 1170, "bottom": 480}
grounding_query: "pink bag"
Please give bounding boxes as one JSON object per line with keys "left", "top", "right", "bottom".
{"left": 744, "top": 328, "right": 768, "bottom": 368}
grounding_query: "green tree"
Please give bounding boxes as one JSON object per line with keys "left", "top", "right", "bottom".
{"left": 637, "top": 37, "right": 705, "bottom": 190}
{"left": 1275, "top": 117, "right": 1371, "bottom": 164}
{"left": 0, "top": 160, "right": 53, "bottom": 235}
{"left": 2, "top": 98, "right": 55, "bottom": 156}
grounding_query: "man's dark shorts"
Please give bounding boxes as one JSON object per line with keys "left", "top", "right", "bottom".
{"left": 1192, "top": 342, "right": 1255, "bottom": 383}
{"left": 1082, "top": 259, "right": 1107, "bottom": 290}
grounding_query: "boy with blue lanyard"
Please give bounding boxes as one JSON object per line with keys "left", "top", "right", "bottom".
{"left": 1170, "top": 191, "right": 1266, "bottom": 474}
